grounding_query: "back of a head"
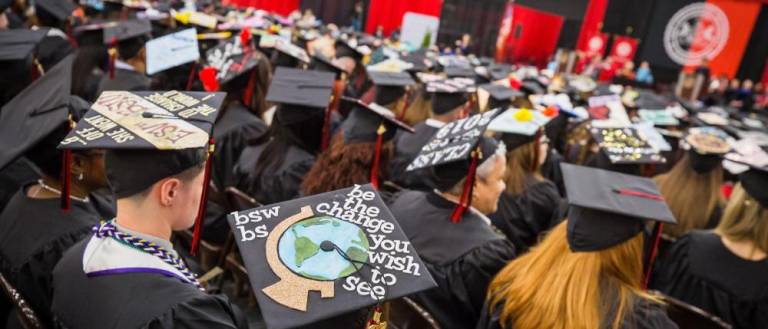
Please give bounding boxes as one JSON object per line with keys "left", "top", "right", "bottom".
{"left": 488, "top": 221, "right": 647, "bottom": 329}
{"left": 717, "top": 184, "right": 768, "bottom": 254}
{"left": 503, "top": 138, "right": 541, "bottom": 196}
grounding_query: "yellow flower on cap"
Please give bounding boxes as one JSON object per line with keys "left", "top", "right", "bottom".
{"left": 514, "top": 108, "right": 534, "bottom": 122}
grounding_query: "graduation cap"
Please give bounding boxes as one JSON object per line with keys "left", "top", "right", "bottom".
{"left": 477, "top": 83, "right": 521, "bottom": 111}
{"left": 58, "top": 90, "right": 226, "bottom": 255}
{"left": 568, "top": 76, "right": 597, "bottom": 93}
{"left": 309, "top": 54, "right": 347, "bottom": 80}
{"left": 0, "top": 29, "right": 47, "bottom": 62}
{"left": 737, "top": 163, "right": 768, "bottom": 208}
{"left": 145, "top": 28, "right": 200, "bottom": 75}
{"left": 444, "top": 66, "right": 475, "bottom": 78}
{"left": 35, "top": 0, "right": 77, "bottom": 22}
{"left": 368, "top": 71, "right": 415, "bottom": 106}
{"left": 266, "top": 67, "right": 335, "bottom": 123}
{"left": 102, "top": 19, "right": 152, "bottom": 44}
{"left": 488, "top": 64, "right": 512, "bottom": 81}
{"left": 683, "top": 127, "right": 731, "bottom": 173}
{"left": 561, "top": 163, "right": 676, "bottom": 252}
{"left": 341, "top": 97, "right": 414, "bottom": 188}
{"left": 632, "top": 122, "right": 672, "bottom": 153}
{"left": 227, "top": 184, "right": 437, "bottom": 329}
{"left": 273, "top": 39, "right": 310, "bottom": 68}
{"left": 637, "top": 109, "right": 680, "bottom": 127}
{"left": 406, "top": 108, "right": 504, "bottom": 221}
{"left": 366, "top": 58, "right": 414, "bottom": 73}
{"left": 203, "top": 30, "right": 264, "bottom": 88}
{"left": 400, "top": 51, "right": 433, "bottom": 72}
{"left": 591, "top": 127, "right": 665, "bottom": 165}
{"left": 427, "top": 78, "right": 476, "bottom": 115}
{"left": 335, "top": 39, "right": 364, "bottom": 61}
{"left": 488, "top": 108, "right": 554, "bottom": 150}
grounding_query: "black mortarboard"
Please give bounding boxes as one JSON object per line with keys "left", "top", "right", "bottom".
{"left": 273, "top": 39, "right": 310, "bottom": 68}
{"left": 204, "top": 33, "right": 264, "bottom": 86}
{"left": 227, "top": 184, "right": 436, "bottom": 329}
{"left": 591, "top": 127, "right": 666, "bottom": 165}
{"left": 427, "top": 78, "right": 475, "bottom": 115}
{"left": 407, "top": 109, "right": 503, "bottom": 221}
{"left": 739, "top": 166, "right": 768, "bottom": 208}
{"left": 684, "top": 127, "right": 730, "bottom": 174}
{"left": 0, "top": 29, "right": 47, "bottom": 61}
{"left": 310, "top": 54, "right": 346, "bottom": 80}
{"left": 266, "top": 67, "right": 335, "bottom": 124}
{"left": 520, "top": 78, "right": 546, "bottom": 95}
{"left": 59, "top": 90, "right": 225, "bottom": 254}
{"left": 35, "top": 0, "right": 76, "bottom": 22}
{"left": 368, "top": 71, "right": 415, "bottom": 106}
{"left": 102, "top": 19, "right": 152, "bottom": 43}
{"left": 488, "top": 64, "right": 512, "bottom": 81}
{"left": 0, "top": 54, "right": 82, "bottom": 171}
{"left": 335, "top": 40, "right": 363, "bottom": 61}
{"left": 1, "top": 0, "right": 12, "bottom": 11}
{"left": 444, "top": 66, "right": 475, "bottom": 78}
{"left": 561, "top": 163, "right": 676, "bottom": 252}
{"left": 400, "top": 51, "right": 433, "bottom": 72}
{"left": 340, "top": 97, "right": 414, "bottom": 145}
{"left": 488, "top": 108, "right": 555, "bottom": 150}
{"left": 478, "top": 83, "right": 521, "bottom": 110}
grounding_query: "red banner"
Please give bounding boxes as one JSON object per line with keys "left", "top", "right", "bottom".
{"left": 576, "top": 0, "right": 609, "bottom": 53}
{"left": 497, "top": 5, "right": 564, "bottom": 67}
{"left": 586, "top": 33, "right": 608, "bottom": 57}
{"left": 364, "top": 0, "right": 443, "bottom": 36}
{"left": 495, "top": 2, "right": 515, "bottom": 62}
{"left": 222, "top": 0, "right": 299, "bottom": 16}
{"left": 694, "top": 0, "right": 762, "bottom": 78}
{"left": 610, "top": 35, "right": 639, "bottom": 62}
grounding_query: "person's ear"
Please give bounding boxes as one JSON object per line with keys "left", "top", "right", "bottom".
{"left": 158, "top": 178, "right": 181, "bottom": 207}
{"left": 71, "top": 153, "right": 88, "bottom": 180}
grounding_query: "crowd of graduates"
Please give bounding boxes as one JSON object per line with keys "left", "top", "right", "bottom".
{"left": 0, "top": 1, "right": 766, "bottom": 329}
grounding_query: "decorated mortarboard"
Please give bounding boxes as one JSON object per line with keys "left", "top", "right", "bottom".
{"left": 682, "top": 127, "right": 731, "bottom": 174}
{"left": 436, "top": 55, "right": 471, "bottom": 68}
{"left": 174, "top": 10, "right": 218, "bottom": 29}
{"left": 368, "top": 71, "right": 415, "bottom": 106}
{"left": 145, "top": 28, "right": 200, "bottom": 75}
{"left": 591, "top": 127, "right": 665, "bottom": 164}
{"left": 444, "top": 66, "right": 475, "bottom": 78}
{"left": 632, "top": 122, "right": 672, "bottom": 152}
{"left": 35, "top": 0, "right": 76, "bottom": 22}
{"left": 415, "top": 72, "right": 444, "bottom": 84}
{"left": 227, "top": 184, "right": 437, "bottom": 329}
{"left": 561, "top": 163, "right": 676, "bottom": 252}
{"left": 638, "top": 109, "right": 680, "bottom": 127}
{"left": 589, "top": 96, "right": 632, "bottom": 128}
{"left": 488, "top": 108, "right": 554, "bottom": 150}
{"left": 58, "top": 89, "right": 225, "bottom": 254}
{"left": 273, "top": 39, "right": 310, "bottom": 66}
{"left": 366, "top": 58, "right": 413, "bottom": 73}
{"left": 203, "top": 30, "right": 264, "bottom": 88}
{"left": 406, "top": 108, "right": 504, "bottom": 221}
{"left": 695, "top": 112, "right": 729, "bottom": 126}
{"left": 477, "top": 83, "right": 521, "bottom": 111}
{"left": 102, "top": 19, "right": 152, "bottom": 44}
{"left": 0, "top": 29, "right": 47, "bottom": 62}
{"left": 427, "top": 78, "right": 476, "bottom": 115}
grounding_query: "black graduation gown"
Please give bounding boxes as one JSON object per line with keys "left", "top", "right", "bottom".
{"left": 0, "top": 158, "right": 38, "bottom": 213}
{"left": 234, "top": 143, "right": 314, "bottom": 205}
{"left": 97, "top": 68, "right": 151, "bottom": 94}
{"left": 650, "top": 231, "right": 768, "bottom": 329}
{"left": 0, "top": 187, "right": 110, "bottom": 327}
{"left": 51, "top": 240, "right": 249, "bottom": 329}
{"left": 388, "top": 190, "right": 517, "bottom": 329}
{"left": 476, "top": 296, "right": 678, "bottom": 329}
{"left": 389, "top": 121, "right": 440, "bottom": 191}
{"left": 211, "top": 102, "right": 268, "bottom": 189}
{"left": 489, "top": 180, "right": 565, "bottom": 253}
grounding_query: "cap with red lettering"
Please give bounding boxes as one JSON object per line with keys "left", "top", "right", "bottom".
{"left": 227, "top": 184, "right": 436, "bottom": 329}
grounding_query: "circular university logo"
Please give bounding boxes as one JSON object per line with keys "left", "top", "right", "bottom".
{"left": 588, "top": 35, "right": 604, "bottom": 53}
{"left": 615, "top": 41, "right": 633, "bottom": 58}
{"left": 663, "top": 3, "right": 729, "bottom": 66}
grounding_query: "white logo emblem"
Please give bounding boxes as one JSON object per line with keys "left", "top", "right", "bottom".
{"left": 616, "top": 41, "right": 633, "bottom": 58}
{"left": 588, "top": 35, "right": 604, "bottom": 53}
{"left": 663, "top": 3, "right": 729, "bottom": 66}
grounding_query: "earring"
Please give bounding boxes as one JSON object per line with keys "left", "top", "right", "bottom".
{"left": 78, "top": 173, "right": 84, "bottom": 181}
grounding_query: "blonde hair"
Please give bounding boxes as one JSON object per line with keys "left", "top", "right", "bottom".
{"left": 654, "top": 154, "right": 724, "bottom": 237}
{"left": 503, "top": 134, "right": 542, "bottom": 196}
{"left": 399, "top": 88, "right": 431, "bottom": 126}
{"left": 488, "top": 221, "right": 657, "bottom": 329}
{"left": 716, "top": 183, "right": 768, "bottom": 254}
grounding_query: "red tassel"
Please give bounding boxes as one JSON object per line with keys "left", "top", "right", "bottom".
{"left": 240, "top": 28, "right": 251, "bottom": 46}
{"left": 60, "top": 150, "right": 72, "bottom": 212}
{"left": 199, "top": 66, "right": 220, "bottom": 92}
{"left": 643, "top": 222, "right": 664, "bottom": 289}
{"left": 108, "top": 37, "right": 118, "bottom": 80}
{"left": 614, "top": 188, "right": 665, "bottom": 201}
{"left": 450, "top": 149, "right": 479, "bottom": 223}
{"left": 242, "top": 69, "right": 257, "bottom": 107}
{"left": 396, "top": 89, "right": 413, "bottom": 121}
{"left": 322, "top": 80, "right": 344, "bottom": 151}
{"left": 185, "top": 62, "right": 198, "bottom": 91}
{"left": 370, "top": 124, "right": 386, "bottom": 190}
{"left": 191, "top": 138, "right": 215, "bottom": 256}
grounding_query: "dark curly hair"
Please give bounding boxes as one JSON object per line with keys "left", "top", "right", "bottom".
{"left": 301, "top": 132, "right": 393, "bottom": 196}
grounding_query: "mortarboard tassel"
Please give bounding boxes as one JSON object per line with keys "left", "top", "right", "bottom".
{"left": 242, "top": 69, "right": 257, "bottom": 108}
{"left": 643, "top": 222, "right": 664, "bottom": 289}
{"left": 370, "top": 123, "right": 386, "bottom": 190}
{"left": 396, "top": 89, "right": 413, "bottom": 121}
{"left": 107, "top": 37, "right": 118, "bottom": 80}
{"left": 191, "top": 137, "right": 215, "bottom": 256}
{"left": 321, "top": 80, "right": 344, "bottom": 151}
{"left": 185, "top": 62, "right": 198, "bottom": 91}
{"left": 60, "top": 114, "right": 75, "bottom": 212}
{"left": 450, "top": 148, "right": 480, "bottom": 223}
{"left": 199, "top": 66, "right": 219, "bottom": 92}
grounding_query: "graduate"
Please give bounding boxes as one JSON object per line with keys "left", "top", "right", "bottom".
{"left": 97, "top": 20, "right": 153, "bottom": 94}
{"left": 0, "top": 55, "right": 113, "bottom": 328}
{"left": 50, "top": 90, "right": 248, "bottom": 328}
{"left": 653, "top": 128, "right": 729, "bottom": 238}
{"left": 0, "top": 29, "right": 47, "bottom": 107}
{"left": 651, "top": 163, "right": 768, "bottom": 329}
{"left": 487, "top": 108, "right": 566, "bottom": 252}
{"left": 479, "top": 164, "right": 678, "bottom": 329}
{"left": 235, "top": 67, "right": 335, "bottom": 205}
{"left": 389, "top": 77, "right": 475, "bottom": 191}
{"left": 388, "top": 109, "right": 517, "bottom": 329}
{"left": 301, "top": 97, "right": 414, "bottom": 196}
{"left": 335, "top": 39, "right": 371, "bottom": 118}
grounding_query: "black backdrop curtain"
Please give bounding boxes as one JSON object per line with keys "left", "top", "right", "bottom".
{"left": 737, "top": 4, "right": 768, "bottom": 81}
{"left": 437, "top": 0, "right": 506, "bottom": 57}
{"left": 300, "top": 0, "right": 362, "bottom": 28}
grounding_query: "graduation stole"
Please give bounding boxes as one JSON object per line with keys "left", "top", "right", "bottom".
{"left": 92, "top": 221, "right": 204, "bottom": 291}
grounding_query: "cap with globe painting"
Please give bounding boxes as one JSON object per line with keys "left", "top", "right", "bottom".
{"left": 227, "top": 184, "right": 436, "bottom": 329}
